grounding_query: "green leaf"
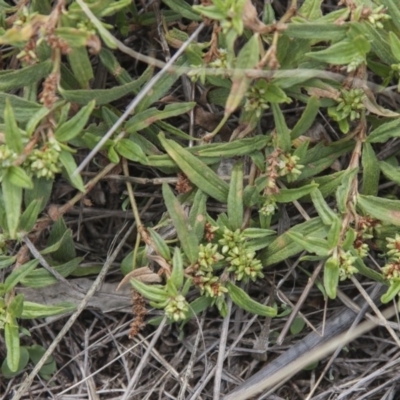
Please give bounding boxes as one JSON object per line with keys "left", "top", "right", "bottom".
{"left": 59, "top": 78, "right": 145, "bottom": 104}
{"left": 366, "top": 118, "right": 400, "bottom": 143}
{"left": 130, "top": 279, "right": 169, "bottom": 303}
{"left": 298, "top": 0, "right": 322, "bottom": 20}
{"left": 271, "top": 103, "right": 291, "bottom": 152}
{"left": 115, "top": 138, "right": 147, "bottom": 164}
{"left": 19, "top": 199, "right": 42, "bottom": 233}
{"left": 310, "top": 188, "right": 337, "bottom": 225}
{"left": 40, "top": 230, "right": 71, "bottom": 255}
{"left": 46, "top": 218, "right": 76, "bottom": 262}
{"left": 162, "top": 183, "right": 199, "bottom": 264}
{"left": 148, "top": 228, "right": 171, "bottom": 260}
{"left": 286, "top": 231, "right": 330, "bottom": 256}
{"left": 354, "top": 257, "right": 385, "bottom": 283}
{"left": 5, "top": 318, "right": 20, "bottom": 372}
{"left": 7, "top": 166, "right": 33, "bottom": 189}
{"left": 24, "top": 177, "right": 53, "bottom": 213}
{"left": 336, "top": 168, "right": 358, "bottom": 214}
{"left": 361, "top": 143, "right": 379, "bottom": 196}
{"left": 227, "top": 161, "right": 243, "bottom": 231}
{"left": 4, "top": 98, "right": 23, "bottom": 153}
{"left": 67, "top": 47, "right": 94, "bottom": 89}
{"left": 324, "top": 256, "right": 339, "bottom": 299}
{"left": 25, "top": 107, "right": 52, "bottom": 137}
{"left": 225, "top": 34, "right": 259, "bottom": 115}
{"left": 261, "top": 217, "right": 326, "bottom": 266}
{"left": 380, "top": 160, "right": 400, "bottom": 185}
{"left": 188, "top": 189, "right": 207, "bottom": 243}
{"left": 327, "top": 216, "right": 341, "bottom": 249}
{"left": 1, "top": 346, "right": 29, "bottom": 378}
{"left": 8, "top": 294, "right": 24, "bottom": 318}
{"left": 20, "top": 258, "right": 81, "bottom": 288}
{"left": 290, "top": 317, "right": 306, "bottom": 335}
{"left": 170, "top": 247, "right": 184, "bottom": 290}
{"left": 274, "top": 183, "right": 318, "bottom": 203}
{"left": 159, "top": 133, "right": 229, "bottom": 203}
{"left": 227, "top": 282, "right": 277, "bottom": 317}
{"left": 381, "top": 281, "right": 400, "bottom": 304}
{"left": 0, "top": 93, "right": 41, "bottom": 123}
{"left": 162, "top": 0, "right": 202, "bottom": 20}
{"left": 284, "top": 23, "right": 347, "bottom": 41}
{"left": 291, "top": 96, "right": 320, "bottom": 139}
{"left": 357, "top": 195, "right": 400, "bottom": 226}
{"left": 126, "top": 102, "right": 196, "bottom": 133}
{"left": 388, "top": 31, "right": 400, "bottom": 62}
{"left": 59, "top": 150, "right": 85, "bottom": 192}
{"left": 4, "top": 260, "right": 39, "bottom": 292}
{"left": 0, "top": 60, "right": 52, "bottom": 91}
{"left": 2, "top": 170, "right": 23, "bottom": 238}
{"left": 0, "top": 256, "right": 17, "bottom": 270}
{"left": 55, "top": 100, "right": 95, "bottom": 142}
{"left": 21, "top": 301, "right": 75, "bottom": 319}
{"left": 382, "top": 0, "right": 400, "bottom": 31}
{"left": 28, "top": 344, "right": 57, "bottom": 379}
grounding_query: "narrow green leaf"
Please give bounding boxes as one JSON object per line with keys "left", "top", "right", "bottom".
{"left": 336, "top": 168, "right": 358, "bottom": 214}
{"left": 4, "top": 99, "right": 23, "bottom": 153}
{"left": 148, "top": 228, "right": 171, "bottom": 260}
{"left": 159, "top": 134, "right": 229, "bottom": 203}
{"left": 115, "top": 138, "right": 147, "bottom": 164}
{"left": 170, "top": 247, "right": 184, "bottom": 290}
{"left": 357, "top": 195, "right": 400, "bottom": 226}
{"left": 4, "top": 260, "right": 39, "bottom": 293}
{"left": 324, "top": 256, "right": 339, "bottom": 299}
{"left": 271, "top": 103, "right": 291, "bottom": 152}
{"left": 327, "top": 216, "right": 341, "bottom": 249}
{"left": 284, "top": 23, "right": 346, "bottom": 41}
{"left": 380, "top": 160, "right": 400, "bottom": 185}
{"left": 291, "top": 96, "right": 320, "bottom": 139}
{"left": 24, "top": 177, "right": 53, "bottom": 213}
{"left": 162, "top": 0, "right": 202, "bottom": 20}
{"left": 59, "top": 78, "right": 144, "bottom": 104}
{"left": 55, "top": 100, "right": 95, "bottom": 142}
{"left": 59, "top": 150, "right": 85, "bottom": 192}
{"left": 21, "top": 301, "right": 75, "bottom": 319}
{"left": 298, "top": 0, "right": 322, "bottom": 20}
{"left": 310, "top": 188, "right": 337, "bottom": 225}
{"left": 261, "top": 217, "right": 326, "bottom": 266}
{"left": 274, "top": 183, "right": 318, "bottom": 203}
{"left": 388, "top": 31, "right": 400, "bottom": 62}
{"left": 227, "top": 161, "right": 243, "bottom": 231}
{"left": 7, "top": 166, "right": 33, "bottom": 189}
{"left": 354, "top": 257, "right": 385, "bottom": 283}
{"left": 46, "top": 218, "right": 76, "bottom": 262}
{"left": 19, "top": 199, "right": 42, "bottom": 233}
{"left": 381, "top": 281, "right": 400, "bottom": 304}
{"left": 162, "top": 183, "right": 199, "bottom": 264}
{"left": 0, "top": 93, "right": 42, "bottom": 123}
{"left": 227, "top": 282, "right": 277, "bottom": 317}
{"left": 382, "top": 0, "right": 400, "bottom": 31}
{"left": 67, "top": 47, "right": 94, "bottom": 89}
{"left": 40, "top": 231, "right": 70, "bottom": 255}
{"left": 0, "top": 61, "right": 52, "bottom": 91}
{"left": 126, "top": 102, "right": 196, "bottom": 133}
{"left": 0, "top": 256, "right": 17, "bottom": 270}
{"left": 20, "top": 258, "right": 81, "bottom": 288}
{"left": 286, "top": 231, "right": 330, "bottom": 256}
{"left": 130, "top": 279, "right": 169, "bottom": 303}
{"left": 5, "top": 320, "right": 21, "bottom": 372}
{"left": 366, "top": 118, "right": 400, "bottom": 143}
{"left": 188, "top": 189, "right": 207, "bottom": 243}
{"left": 1, "top": 346, "right": 29, "bottom": 378}
{"left": 8, "top": 294, "right": 24, "bottom": 318}
{"left": 2, "top": 170, "right": 23, "bottom": 238}
{"left": 361, "top": 142, "right": 379, "bottom": 196}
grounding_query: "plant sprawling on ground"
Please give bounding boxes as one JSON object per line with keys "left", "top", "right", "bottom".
{"left": 1, "top": 0, "right": 400, "bottom": 397}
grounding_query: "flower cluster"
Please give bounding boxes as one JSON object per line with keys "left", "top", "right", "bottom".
{"left": 24, "top": 139, "right": 62, "bottom": 179}
{"left": 381, "top": 235, "right": 400, "bottom": 283}
{"left": 164, "top": 294, "right": 190, "bottom": 322}
{"left": 208, "top": 48, "right": 228, "bottom": 69}
{"left": 0, "top": 145, "right": 18, "bottom": 169}
{"left": 278, "top": 153, "right": 304, "bottom": 182}
{"left": 338, "top": 251, "right": 358, "bottom": 281}
{"left": 220, "top": 228, "right": 264, "bottom": 282}
{"left": 244, "top": 81, "right": 270, "bottom": 118}
{"left": 359, "top": 5, "right": 390, "bottom": 29}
